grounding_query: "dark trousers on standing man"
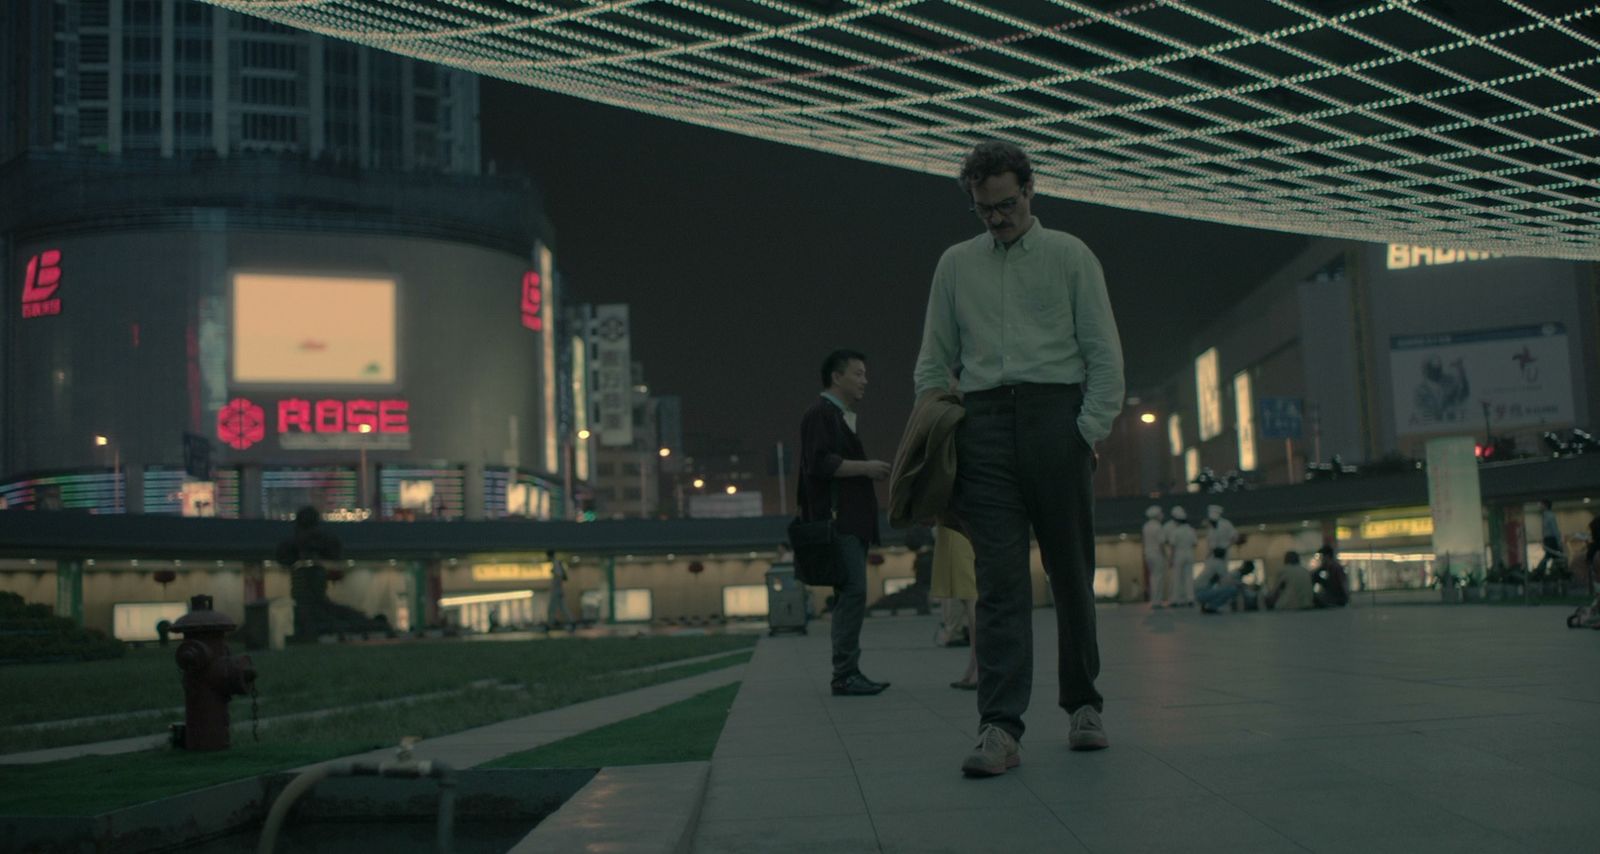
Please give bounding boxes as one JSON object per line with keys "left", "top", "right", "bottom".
{"left": 954, "top": 383, "right": 1102, "bottom": 742}
{"left": 831, "top": 533, "right": 868, "bottom": 679}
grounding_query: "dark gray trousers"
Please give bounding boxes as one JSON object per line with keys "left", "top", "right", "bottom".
{"left": 831, "top": 533, "right": 868, "bottom": 679}
{"left": 954, "top": 383, "right": 1102, "bottom": 742}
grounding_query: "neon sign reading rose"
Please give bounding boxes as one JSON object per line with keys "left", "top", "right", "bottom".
{"left": 278, "top": 398, "right": 410, "bottom": 435}
{"left": 217, "top": 397, "right": 409, "bottom": 451}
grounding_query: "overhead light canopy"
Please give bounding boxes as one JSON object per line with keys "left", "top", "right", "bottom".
{"left": 204, "top": 0, "right": 1600, "bottom": 260}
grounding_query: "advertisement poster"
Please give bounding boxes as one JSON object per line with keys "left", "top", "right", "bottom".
{"left": 1390, "top": 323, "right": 1571, "bottom": 436}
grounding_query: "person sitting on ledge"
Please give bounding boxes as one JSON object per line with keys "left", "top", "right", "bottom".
{"left": 1265, "top": 551, "right": 1314, "bottom": 611}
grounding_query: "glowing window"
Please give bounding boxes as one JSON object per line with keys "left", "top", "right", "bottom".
{"left": 882, "top": 577, "right": 915, "bottom": 596}
{"left": 1195, "top": 348, "right": 1222, "bottom": 441}
{"left": 1167, "top": 413, "right": 1183, "bottom": 457}
{"left": 1093, "top": 568, "right": 1120, "bottom": 599}
{"left": 722, "top": 584, "right": 768, "bottom": 617}
{"left": 1234, "top": 371, "right": 1256, "bottom": 471}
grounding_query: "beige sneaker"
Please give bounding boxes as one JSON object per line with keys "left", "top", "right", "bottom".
{"left": 1068, "top": 706, "right": 1109, "bottom": 751}
{"left": 961, "top": 724, "right": 1020, "bottom": 777}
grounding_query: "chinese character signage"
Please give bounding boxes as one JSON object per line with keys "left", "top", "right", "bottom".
{"left": 592, "top": 304, "right": 633, "bottom": 447}
{"left": 1390, "top": 323, "right": 1571, "bottom": 436}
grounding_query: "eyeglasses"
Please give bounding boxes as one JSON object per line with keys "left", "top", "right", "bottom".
{"left": 970, "top": 196, "right": 1021, "bottom": 219}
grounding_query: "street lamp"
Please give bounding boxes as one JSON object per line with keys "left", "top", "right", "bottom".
{"left": 565, "top": 428, "right": 593, "bottom": 521}
{"left": 94, "top": 435, "right": 121, "bottom": 513}
{"left": 1139, "top": 412, "right": 1157, "bottom": 424}
{"left": 357, "top": 423, "right": 373, "bottom": 511}
{"left": 725, "top": 485, "right": 738, "bottom": 495}
{"left": 692, "top": 478, "right": 705, "bottom": 489}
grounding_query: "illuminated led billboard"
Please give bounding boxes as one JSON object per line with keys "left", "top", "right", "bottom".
{"left": 232, "top": 273, "right": 396, "bottom": 385}
{"left": 1233, "top": 371, "right": 1256, "bottom": 471}
{"left": 1195, "top": 348, "right": 1222, "bottom": 441}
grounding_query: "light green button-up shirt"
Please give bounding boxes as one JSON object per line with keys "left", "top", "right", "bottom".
{"left": 913, "top": 219, "right": 1125, "bottom": 444}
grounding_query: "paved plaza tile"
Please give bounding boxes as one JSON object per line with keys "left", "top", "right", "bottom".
{"left": 692, "top": 602, "right": 1600, "bottom": 854}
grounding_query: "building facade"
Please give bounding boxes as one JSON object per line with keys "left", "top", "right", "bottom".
{"left": 1, "top": 0, "right": 479, "bottom": 171}
{"left": 1, "top": 1, "right": 582, "bottom": 521}
{"left": 1103, "top": 240, "right": 1599, "bottom": 497}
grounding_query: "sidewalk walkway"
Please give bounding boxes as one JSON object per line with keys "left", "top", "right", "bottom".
{"left": 692, "top": 605, "right": 1600, "bottom": 854}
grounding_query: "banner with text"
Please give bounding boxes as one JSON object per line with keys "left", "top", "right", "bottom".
{"left": 1390, "top": 323, "right": 1571, "bottom": 436}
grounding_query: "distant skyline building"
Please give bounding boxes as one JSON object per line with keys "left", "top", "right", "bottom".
{"left": 0, "top": 1, "right": 575, "bottom": 521}
{"left": 1100, "top": 240, "right": 1600, "bottom": 498}
{"left": 1, "top": 0, "right": 479, "bottom": 173}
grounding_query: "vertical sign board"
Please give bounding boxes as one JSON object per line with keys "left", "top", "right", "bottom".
{"left": 592, "top": 304, "right": 633, "bottom": 447}
{"left": 571, "top": 335, "right": 591, "bottom": 481}
{"left": 539, "top": 246, "right": 559, "bottom": 473}
{"left": 1195, "top": 348, "right": 1222, "bottom": 441}
{"left": 1233, "top": 371, "right": 1256, "bottom": 471}
{"left": 1425, "top": 436, "right": 1486, "bottom": 580}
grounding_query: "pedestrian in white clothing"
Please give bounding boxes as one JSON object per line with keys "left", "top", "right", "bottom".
{"left": 1204, "top": 505, "right": 1237, "bottom": 592}
{"left": 1141, "top": 505, "right": 1167, "bottom": 606}
{"left": 1165, "top": 506, "right": 1198, "bottom": 607}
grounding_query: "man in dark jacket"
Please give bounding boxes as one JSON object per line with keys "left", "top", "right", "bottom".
{"left": 800, "top": 349, "right": 893, "bottom": 696}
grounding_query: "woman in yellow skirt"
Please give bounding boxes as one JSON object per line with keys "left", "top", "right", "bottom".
{"left": 931, "top": 525, "right": 979, "bottom": 690}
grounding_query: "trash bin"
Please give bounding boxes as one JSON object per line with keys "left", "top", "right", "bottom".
{"left": 765, "top": 562, "right": 808, "bottom": 636}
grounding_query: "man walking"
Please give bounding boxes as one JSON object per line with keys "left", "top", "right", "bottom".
{"left": 914, "top": 141, "right": 1125, "bottom": 776}
{"left": 800, "top": 349, "right": 893, "bottom": 696}
{"left": 1534, "top": 499, "right": 1566, "bottom": 576}
{"left": 545, "top": 549, "right": 574, "bottom": 631}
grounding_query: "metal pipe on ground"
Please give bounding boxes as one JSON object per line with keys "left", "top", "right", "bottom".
{"left": 257, "top": 748, "right": 456, "bottom": 854}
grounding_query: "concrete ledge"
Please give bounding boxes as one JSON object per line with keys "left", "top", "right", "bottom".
{"left": 508, "top": 762, "right": 710, "bottom": 854}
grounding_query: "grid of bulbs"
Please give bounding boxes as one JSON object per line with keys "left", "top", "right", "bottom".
{"left": 202, "top": 0, "right": 1600, "bottom": 259}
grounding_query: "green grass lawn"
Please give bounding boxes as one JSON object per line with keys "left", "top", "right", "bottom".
{"left": 0, "top": 634, "right": 756, "bottom": 753}
{"left": 0, "top": 648, "right": 753, "bottom": 816}
{"left": 485, "top": 682, "right": 741, "bottom": 769}
{"left": 0, "top": 741, "right": 377, "bottom": 817}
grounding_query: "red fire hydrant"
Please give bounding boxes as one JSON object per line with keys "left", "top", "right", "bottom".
{"left": 171, "top": 594, "right": 256, "bottom": 751}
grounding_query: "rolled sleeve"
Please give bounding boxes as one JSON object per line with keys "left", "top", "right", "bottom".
{"left": 1071, "top": 250, "right": 1125, "bottom": 445}
{"left": 914, "top": 254, "right": 959, "bottom": 396}
{"left": 818, "top": 452, "right": 843, "bottom": 478}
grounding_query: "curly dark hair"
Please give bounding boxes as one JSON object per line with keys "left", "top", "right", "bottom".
{"left": 958, "top": 141, "right": 1033, "bottom": 192}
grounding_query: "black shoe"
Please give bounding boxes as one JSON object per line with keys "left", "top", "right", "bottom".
{"left": 858, "top": 672, "right": 891, "bottom": 690}
{"left": 831, "top": 673, "right": 887, "bottom": 696}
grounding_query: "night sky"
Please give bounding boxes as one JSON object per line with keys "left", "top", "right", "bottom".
{"left": 480, "top": 80, "right": 1313, "bottom": 467}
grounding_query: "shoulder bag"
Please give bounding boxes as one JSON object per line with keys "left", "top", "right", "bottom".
{"left": 788, "top": 475, "right": 847, "bottom": 588}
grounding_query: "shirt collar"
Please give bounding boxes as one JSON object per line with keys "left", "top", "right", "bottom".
{"left": 821, "top": 391, "right": 851, "bottom": 413}
{"left": 989, "top": 216, "right": 1042, "bottom": 251}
